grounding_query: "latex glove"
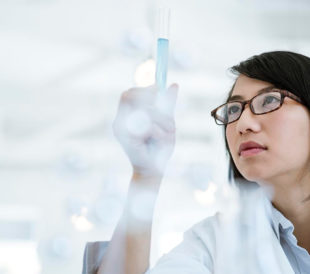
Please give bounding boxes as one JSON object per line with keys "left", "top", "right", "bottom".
{"left": 113, "top": 84, "right": 179, "bottom": 177}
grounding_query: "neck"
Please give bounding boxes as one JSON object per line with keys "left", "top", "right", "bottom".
{"left": 261, "top": 171, "right": 310, "bottom": 253}
{"left": 264, "top": 171, "right": 310, "bottom": 217}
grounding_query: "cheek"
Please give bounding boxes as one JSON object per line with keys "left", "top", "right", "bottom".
{"left": 269, "top": 109, "right": 310, "bottom": 159}
{"left": 225, "top": 125, "right": 236, "bottom": 153}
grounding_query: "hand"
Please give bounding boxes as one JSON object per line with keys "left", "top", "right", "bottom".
{"left": 113, "top": 84, "right": 179, "bottom": 177}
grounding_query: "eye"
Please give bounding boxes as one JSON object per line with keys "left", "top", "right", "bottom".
{"left": 262, "top": 95, "right": 280, "bottom": 106}
{"left": 227, "top": 104, "right": 240, "bottom": 115}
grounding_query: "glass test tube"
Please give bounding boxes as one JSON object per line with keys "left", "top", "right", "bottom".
{"left": 155, "top": 7, "right": 170, "bottom": 91}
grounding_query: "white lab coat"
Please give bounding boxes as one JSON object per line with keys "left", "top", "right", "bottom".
{"left": 147, "top": 211, "right": 295, "bottom": 274}
{"left": 83, "top": 189, "right": 296, "bottom": 274}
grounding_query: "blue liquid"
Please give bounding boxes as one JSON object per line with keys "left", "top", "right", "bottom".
{"left": 155, "top": 38, "right": 169, "bottom": 91}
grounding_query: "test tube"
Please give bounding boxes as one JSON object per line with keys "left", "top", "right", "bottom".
{"left": 155, "top": 7, "right": 170, "bottom": 91}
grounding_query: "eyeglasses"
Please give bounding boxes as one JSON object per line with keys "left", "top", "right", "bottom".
{"left": 211, "top": 88, "right": 302, "bottom": 125}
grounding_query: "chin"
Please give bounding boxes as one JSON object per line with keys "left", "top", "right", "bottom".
{"left": 236, "top": 166, "right": 266, "bottom": 183}
{"left": 242, "top": 174, "right": 274, "bottom": 188}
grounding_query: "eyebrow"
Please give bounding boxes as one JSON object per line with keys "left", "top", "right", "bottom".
{"left": 228, "top": 86, "right": 275, "bottom": 102}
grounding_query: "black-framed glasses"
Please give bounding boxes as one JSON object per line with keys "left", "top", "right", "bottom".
{"left": 211, "top": 88, "right": 302, "bottom": 125}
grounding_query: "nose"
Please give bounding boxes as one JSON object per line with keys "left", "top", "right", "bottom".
{"left": 235, "top": 104, "right": 261, "bottom": 134}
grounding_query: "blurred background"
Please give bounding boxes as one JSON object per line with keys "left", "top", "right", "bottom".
{"left": 1, "top": 0, "right": 310, "bottom": 273}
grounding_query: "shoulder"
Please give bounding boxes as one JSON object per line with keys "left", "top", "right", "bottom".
{"left": 181, "top": 212, "right": 222, "bottom": 257}
{"left": 150, "top": 213, "right": 222, "bottom": 274}
{"left": 187, "top": 212, "right": 221, "bottom": 237}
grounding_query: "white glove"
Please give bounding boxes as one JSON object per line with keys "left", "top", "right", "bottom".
{"left": 112, "top": 84, "right": 179, "bottom": 177}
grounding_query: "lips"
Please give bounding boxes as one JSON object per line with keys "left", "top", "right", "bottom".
{"left": 238, "top": 141, "right": 267, "bottom": 156}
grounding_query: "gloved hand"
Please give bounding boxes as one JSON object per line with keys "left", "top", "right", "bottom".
{"left": 113, "top": 84, "right": 179, "bottom": 177}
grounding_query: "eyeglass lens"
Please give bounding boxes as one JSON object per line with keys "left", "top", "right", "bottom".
{"left": 216, "top": 91, "right": 282, "bottom": 125}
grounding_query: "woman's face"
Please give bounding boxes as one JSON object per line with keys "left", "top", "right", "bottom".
{"left": 226, "top": 75, "right": 310, "bottom": 185}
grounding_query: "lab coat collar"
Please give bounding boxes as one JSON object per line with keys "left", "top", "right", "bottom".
{"left": 270, "top": 203, "right": 295, "bottom": 240}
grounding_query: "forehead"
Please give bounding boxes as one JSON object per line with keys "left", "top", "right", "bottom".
{"left": 231, "top": 75, "right": 274, "bottom": 99}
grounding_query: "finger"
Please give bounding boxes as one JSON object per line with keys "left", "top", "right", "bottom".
{"left": 150, "top": 110, "right": 176, "bottom": 133}
{"left": 113, "top": 107, "right": 175, "bottom": 145}
{"left": 155, "top": 83, "right": 179, "bottom": 116}
{"left": 166, "top": 83, "right": 179, "bottom": 109}
{"left": 148, "top": 123, "right": 175, "bottom": 143}
{"left": 120, "top": 85, "right": 158, "bottom": 107}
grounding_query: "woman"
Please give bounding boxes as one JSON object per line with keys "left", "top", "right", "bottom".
{"left": 83, "top": 51, "right": 310, "bottom": 274}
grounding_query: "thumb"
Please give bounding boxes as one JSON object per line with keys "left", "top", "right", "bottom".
{"left": 167, "top": 83, "right": 179, "bottom": 109}
{"left": 155, "top": 83, "right": 179, "bottom": 116}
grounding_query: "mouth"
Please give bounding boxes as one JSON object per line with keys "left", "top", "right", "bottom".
{"left": 238, "top": 141, "right": 267, "bottom": 157}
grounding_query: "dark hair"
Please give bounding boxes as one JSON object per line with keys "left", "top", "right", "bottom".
{"left": 225, "top": 51, "right": 310, "bottom": 182}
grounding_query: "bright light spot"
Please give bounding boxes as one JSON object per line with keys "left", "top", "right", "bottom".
{"left": 194, "top": 182, "right": 217, "bottom": 206}
{"left": 134, "top": 59, "right": 155, "bottom": 87}
{"left": 158, "top": 232, "right": 183, "bottom": 254}
{"left": 126, "top": 110, "right": 151, "bottom": 136}
{"left": 71, "top": 215, "right": 93, "bottom": 231}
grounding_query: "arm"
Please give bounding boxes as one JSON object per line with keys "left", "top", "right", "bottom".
{"left": 96, "top": 84, "right": 179, "bottom": 274}
{"left": 97, "top": 173, "right": 162, "bottom": 274}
